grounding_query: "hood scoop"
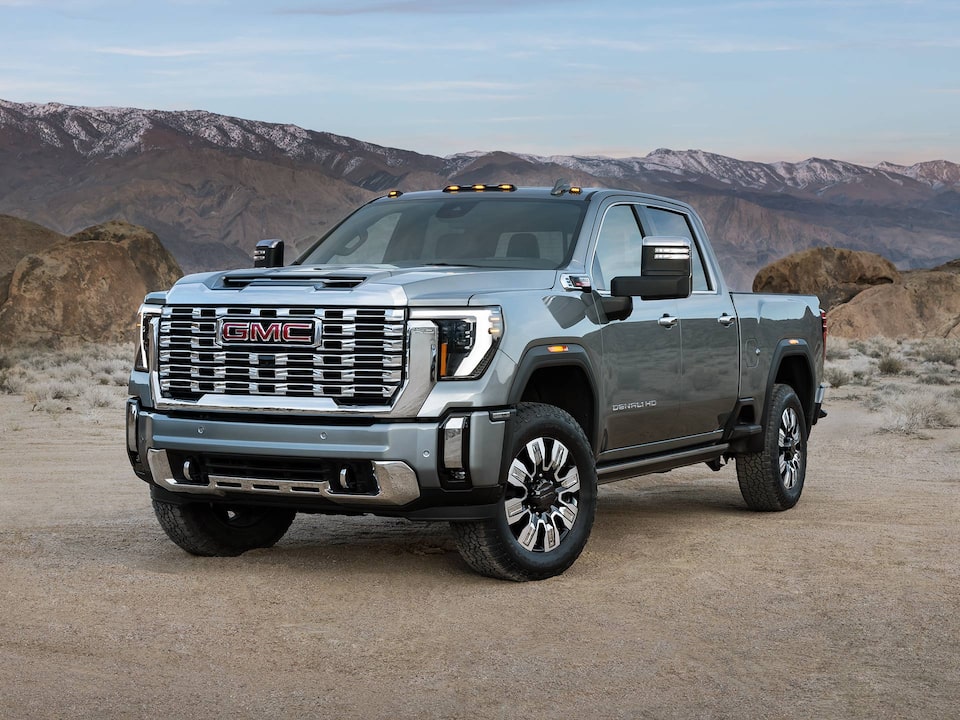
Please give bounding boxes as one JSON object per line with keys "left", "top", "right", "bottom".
{"left": 219, "top": 272, "right": 368, "bottom": 290}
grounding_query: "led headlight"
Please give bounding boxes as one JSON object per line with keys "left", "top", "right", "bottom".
{"left": 410, "top": 307, "right": 503, "bottom": 380}
{"left": 134, "top": 304, "right": 162, "bottom": 372}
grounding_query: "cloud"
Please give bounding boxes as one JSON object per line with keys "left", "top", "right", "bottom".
{"left": 277, "top": 0, "right": 574, "bottom": 15}
{"left": 96, "top": 46, "right": 209, "bottom": 58}
{"left": 388, "top": 80, "right": 525, "bottom": 92}
{"left": 92, "top": 35, "right": 493, "bottom": 60}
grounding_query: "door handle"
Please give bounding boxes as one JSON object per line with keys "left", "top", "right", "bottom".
{"left": 718, "top": 313, "right": 736, "bottom": 327}
{"left": 658, "top": 314, "right": 679, "bottom": 329}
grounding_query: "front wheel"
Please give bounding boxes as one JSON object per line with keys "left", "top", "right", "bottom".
{"left": 152, "top": 500, "right": 296, "bottom": 556}
{"left": 451, "top": 403, "right": 597, "bottom": 581}
{"left": 736, "top": 383, "right": 807, "bottom": 511}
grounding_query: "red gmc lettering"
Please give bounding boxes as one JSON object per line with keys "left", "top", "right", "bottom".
{"left": 250, "top": 323, "right": 283, "bottom": 342}
{"left": 219, "top": 321, "right": 314, "bottom": 344}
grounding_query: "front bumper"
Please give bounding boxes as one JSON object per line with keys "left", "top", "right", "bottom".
{"left": 127, "top": 399, "right": 509, "bottom": 518}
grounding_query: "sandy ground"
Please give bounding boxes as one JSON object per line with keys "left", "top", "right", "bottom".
{"left": 1, "top": 388, "right": 958, "bottom": 720}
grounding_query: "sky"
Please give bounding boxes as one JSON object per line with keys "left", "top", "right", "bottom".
{"left": 1, "top": 0, "right": 958, "bottom": 166}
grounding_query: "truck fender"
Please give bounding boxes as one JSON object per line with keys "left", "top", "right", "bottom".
{"left": 761, "top": 339, "right": 817, "bottom": 435}
{"left": 506, "top": 344, "right": 602, "bottom": 452}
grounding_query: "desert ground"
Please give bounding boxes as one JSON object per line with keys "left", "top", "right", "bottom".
{"left": 1, "top": 341, "right": 958, "bottom": 719}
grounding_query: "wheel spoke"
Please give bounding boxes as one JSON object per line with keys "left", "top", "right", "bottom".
{"left": 504, "top": 497, "right": 528, "bottom": 524}
{"left": 526, "top": 438, "right": 547, "bottom": 471}
{"left": 542, "top": 515, "right": 560, "bottom": 552}
{"left": 507, "top": 458, "right": 531, "bottom": 489}
{"left": 548, "top": 440, "right": 568, "bottom": 473}
{"left": 555, "top": 501, "right": 578, "bottom": 529}
{"left": 517, "top": 515, "right": 540, "bottom": 551}
{"left": 558, "top": 467, "right": 580, "bottom": 493}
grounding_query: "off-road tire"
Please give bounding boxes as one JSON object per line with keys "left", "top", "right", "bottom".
{"left": 152, "top": 500, "right": 296, "bottom": 556}
{"left": 736, "top": 383, "right": 807, "bottom": 511}
{"left": 451, "top": 402, "right": 597, "bottom": 581}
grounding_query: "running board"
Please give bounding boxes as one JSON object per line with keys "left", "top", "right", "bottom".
{"left": 596, "top": 444, "right": 729, "bottom": 484}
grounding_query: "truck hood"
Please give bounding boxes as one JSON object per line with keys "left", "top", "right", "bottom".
{"left": 164, "top": 264, "right": 558, "bottom": 307}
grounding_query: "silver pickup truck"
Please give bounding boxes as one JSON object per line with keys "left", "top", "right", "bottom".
{"left": 127, "top": 183, "right": 826, "bottom": 580}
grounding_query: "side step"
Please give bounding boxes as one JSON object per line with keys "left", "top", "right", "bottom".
{"left": 597, "top": 444, "right": 729, "bottom": 484}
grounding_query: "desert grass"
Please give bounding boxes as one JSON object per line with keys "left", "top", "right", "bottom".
{"left": 0, "top": 344, "right": 131, "bottom": 414}
{"left": 878, "top": 389, "right": 959, "bottom": 435}
{"left": 815, "top": 336, "right": 960, "bottom": 433}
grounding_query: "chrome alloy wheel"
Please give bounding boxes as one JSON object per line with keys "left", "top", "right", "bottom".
{"left": 778, "top": 406, "right": 804, "bottom": 490}
{"left": 503, "top": 436, "right": 581, "bottom": 553}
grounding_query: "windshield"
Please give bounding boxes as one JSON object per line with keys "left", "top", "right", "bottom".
{"left": 296, "top": 196, "right": 586, "bottom": 270}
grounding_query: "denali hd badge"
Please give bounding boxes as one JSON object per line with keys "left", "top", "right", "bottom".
{"left": 216, "top": 319, "right": 318, "bottom": 346}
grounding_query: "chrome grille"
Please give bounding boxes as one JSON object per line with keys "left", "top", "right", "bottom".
{"left": 158, "top": 306, "right": 406, "bottom": 405}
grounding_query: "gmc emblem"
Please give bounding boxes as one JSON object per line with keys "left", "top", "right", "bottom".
{"left": 216, "top": 319, "right": 318, "bottom": 346}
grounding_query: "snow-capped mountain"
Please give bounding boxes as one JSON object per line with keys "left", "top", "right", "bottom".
{"left": 5, "top": 99, "right": 957, "bottom": 193}
{"left": 0, "top": 99, "right": 434, "bottom": 175}
{"left": 1, "top": 98, "right": 958, "bottom": 290}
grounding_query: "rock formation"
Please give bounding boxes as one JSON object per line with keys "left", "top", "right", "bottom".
{"left": 753, "top": 247, "right": 900, "bottom": 312}
{"left": 827, "top": 261, "right": 960, "bottom": 339}
{"left": 0, "top": 220, "right": 182, "bottom": 347}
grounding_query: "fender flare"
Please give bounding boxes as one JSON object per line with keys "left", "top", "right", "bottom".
{"left": 761, "top": 339, "right": 817, "bottom": 434}
{"left": 506, "top": 344, "right": 602, "bottom": 451}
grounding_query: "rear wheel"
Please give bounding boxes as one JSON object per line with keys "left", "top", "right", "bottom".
{"left": 451, "top": 403, "right": 597, "bottom": 581}
{"left": 736, "top": 383, "right": 807, "bottom": 511}
{"left": 152, "top": 500, "right": 296, "bottom": 556}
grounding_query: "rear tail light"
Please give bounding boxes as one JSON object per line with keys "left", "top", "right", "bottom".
{"left": 820, "top": 309, "right": 828, "bottom": 362}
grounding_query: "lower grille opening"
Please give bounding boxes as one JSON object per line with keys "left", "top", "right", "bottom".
{"left": 166, "top": 452, "right": 380, "bottom": 496}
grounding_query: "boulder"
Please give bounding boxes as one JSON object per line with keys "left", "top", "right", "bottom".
{"left": 0, "top": 221, "right": 182, "bottom": 347}
{"left": 828, "top": 261, "right": 960, "bottom": 339}
{"left": 753, "top": 247, "right": 899, "bottom": 312}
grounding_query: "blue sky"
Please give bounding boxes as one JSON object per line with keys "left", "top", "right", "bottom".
{"left": 1, "top": 0, "right": 958, "bottom": 165}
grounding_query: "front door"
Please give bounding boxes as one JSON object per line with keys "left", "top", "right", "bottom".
{"left": 593, "top": 202, "right": 682, "bottom": 451}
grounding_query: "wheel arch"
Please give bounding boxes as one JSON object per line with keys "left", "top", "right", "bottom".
{"left": 765, "top": 340, "right": 816, "bottom": 434}
{"left": 507, "top": 345, "right": 600, "bottom": 453}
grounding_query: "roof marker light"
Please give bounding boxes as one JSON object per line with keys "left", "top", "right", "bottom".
{"left": 443, "top": 183, "right": 516, "bottom": 193}
{"left": 387, "top": 190, "right": 403, "bottom": 198}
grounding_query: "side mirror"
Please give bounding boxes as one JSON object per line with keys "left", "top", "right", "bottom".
{"left": 254, "top": 239, "right": 285, "bottom": 268}
{"left": 611, "top": 236, "right": 692, "bottom": 300}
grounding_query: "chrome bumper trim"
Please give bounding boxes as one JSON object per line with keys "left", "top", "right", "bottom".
{"left": 146, "top": 449, "right": 420, "bottom": 506}
{"left": 126, "top": 399, "right": 139, "bottom": 454}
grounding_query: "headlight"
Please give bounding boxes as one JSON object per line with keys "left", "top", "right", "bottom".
{"left": 134, "top": 304, "right": 162, "bottom": 372}
{"left": 410, "top": 307, "right": 503, "bottom": 380}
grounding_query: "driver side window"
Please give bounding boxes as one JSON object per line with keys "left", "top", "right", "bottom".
{"left": 593, "top": 204, "right": 643, "bottom": 291}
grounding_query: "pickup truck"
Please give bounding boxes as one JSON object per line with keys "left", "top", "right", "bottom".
{"left": 127, "top": 183, "right": 827, "bottom": 581}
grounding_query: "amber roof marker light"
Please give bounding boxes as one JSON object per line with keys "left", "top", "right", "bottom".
{"left": 443, "top": 183, "right": 516, "bottom": 193}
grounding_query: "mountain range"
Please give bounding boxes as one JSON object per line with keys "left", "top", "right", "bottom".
{"left": 1, "top": 98, "right": 958, "bottom": 290}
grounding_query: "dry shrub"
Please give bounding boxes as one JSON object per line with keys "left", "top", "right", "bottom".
{"left": 916, "top": 339, "right": 960, "bottom": 366}
{"left": 824, "top": 366, "right": 852, "bottom": 388}
{"left": 81, "top": 386, "right": 120, "bottom": 409}
{"left": 862, "top": 336, "right": 896, "bottom": 359}
{"left": 920, "top": 373, "right": 952, "bottom": 386}
{"left": 1, "top": 344, "right": 131, "bottom": 409}
{"left": 825, "top": 338, "right": 851, "bottom": 361}
{"left": 879, "top": 390, "right": 958, "bottom": 435}
{"left": 877, "top": 354, "right": 905, "bottom": 375}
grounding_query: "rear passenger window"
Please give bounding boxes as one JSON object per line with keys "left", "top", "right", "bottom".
{"left": 643, "top": 207, "right": 711, "bottom": 292}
